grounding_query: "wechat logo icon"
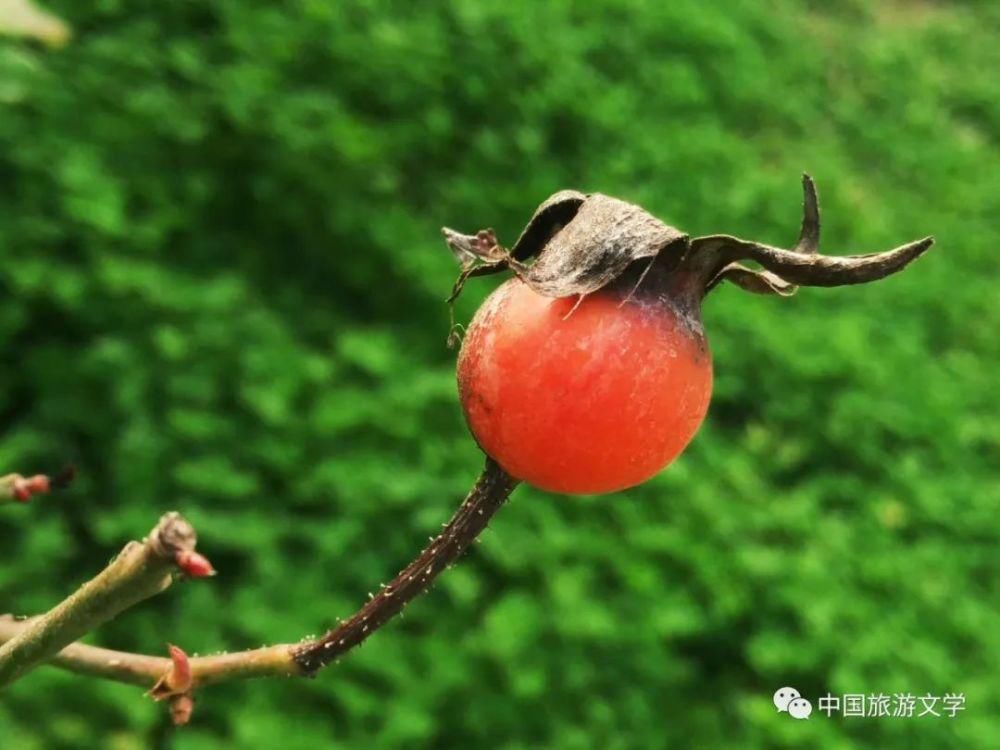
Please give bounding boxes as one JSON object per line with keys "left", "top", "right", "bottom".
{"left": 774, "top": 686, "right": 812, "bottom": 719}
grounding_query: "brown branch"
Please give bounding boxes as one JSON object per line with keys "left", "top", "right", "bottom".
{"left": 0, "top": 512, "right": 212, "bottom": 689}
{"left": 0, "top": 617, "right": 298, "bottom": 688}
{"left": 0, "top": 466, "right": 74, "bottom": 504}
{"left": 295, "top": 457, "right": 519, "bottom": 671}
{"left": 0, "top": 459, "right": 519, "bottom": 712}
{"left": 0, "top": 473, "right": 46, "bottom": 503}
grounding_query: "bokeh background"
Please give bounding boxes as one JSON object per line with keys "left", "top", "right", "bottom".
{"left": 1, "top": 1, "right": 997, "bottom": 748}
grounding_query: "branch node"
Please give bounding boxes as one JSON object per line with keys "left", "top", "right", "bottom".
{"left": 148, "top": 644, "right": 193, "bottom": 701}
{"left": 148, "top": 512, "right": 198, "bottom": 559}
{"left": 0, "top": 511, "right": 209, "bottom": 689}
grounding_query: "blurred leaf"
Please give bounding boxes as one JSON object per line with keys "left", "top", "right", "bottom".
{"left": 0, "top": 0, "right": 69, "bottom": 47}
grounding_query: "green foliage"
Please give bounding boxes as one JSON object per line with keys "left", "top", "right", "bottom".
{"left": 1, "top": 1, "right": 997, "bottom": 747}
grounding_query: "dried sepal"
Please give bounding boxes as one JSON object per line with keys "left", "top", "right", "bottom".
{"left": 442, "top": 228, "right": 517, "bottom": 347}
{"left": 442, "top": 174, "right": 934, "bottom": 311}
{"left": 508, "top": 189, "right": 586, "bottom": 260}
{"left": 446, "top": 192, "right": 688, "bottom": 302}
{"left": 441, "top": 228, "right": 508, "bottom": 269}
{"left": 705, "top": 176, "right": 819, "bottom": 296}
{"left": 694, "top": 175, "right": 933, "bottom": 294}
{"left": 707, "top": 173, "right": 819, "bottom": 298}
{"left": 706, "top": 263, "right": 797, "bottom": 296}
{"left": 446, "top": 258, "right": 510, "bottom": 304}
{"left": 520, "top": 194, "right": 688, "bottom": 299}
{"left": 441, "top": 228, "right": 522, "bottom": 327}
{"left": 692, "top": 232, "right": 934, "bottom": 290}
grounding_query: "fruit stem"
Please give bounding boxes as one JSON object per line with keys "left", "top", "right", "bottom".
{"left": 292, "top": 458, "right": 519, "bottom": 674}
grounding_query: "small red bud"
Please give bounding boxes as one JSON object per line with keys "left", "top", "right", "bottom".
{"left": 165, "top": 644, "right": 193, "bottom": 692}
{"left": 7, "top": 474, "right": 52, "bottom": 502}
{"left": 24, "top": 475, "right": 50, "bottom": 494}
{"left": 175, "top": 550, "right": 216, "bottom": 578}
{"left": 148, "top": 644, "right": 194, "bottom": 703}
{"left": 12, "top": 481, "right": 32, "bottom": 502}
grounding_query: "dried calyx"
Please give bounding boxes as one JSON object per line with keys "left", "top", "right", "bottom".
{"left": 443, "top": 174, "right": 934, "bottom": 323}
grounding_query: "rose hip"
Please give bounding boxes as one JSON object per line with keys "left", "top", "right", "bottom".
{"left": 458, "top": 279, "right": 712, "bottom": 494}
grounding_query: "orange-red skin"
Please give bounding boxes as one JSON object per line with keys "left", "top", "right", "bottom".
{"left": 457, "top": 279, "right": 713, "bottom": 494}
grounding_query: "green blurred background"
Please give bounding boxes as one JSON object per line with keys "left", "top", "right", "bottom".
{"left": 1, "top": 1, "right": 997, "bottom": 748}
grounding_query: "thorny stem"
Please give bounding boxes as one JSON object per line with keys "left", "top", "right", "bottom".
{"left": 0, "top": 512, "right": 206, "bottom": 689}
{"left": 293, "top": 458, "right": 519, "bottom": 673}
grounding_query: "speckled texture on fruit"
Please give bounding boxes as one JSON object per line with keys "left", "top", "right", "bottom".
{"left": 457, "top": 279, "right": 713, "bottom": 494}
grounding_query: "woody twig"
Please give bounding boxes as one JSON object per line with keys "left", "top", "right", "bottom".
{"left": 0, "top": 511, "right": 214, "bottom": 689}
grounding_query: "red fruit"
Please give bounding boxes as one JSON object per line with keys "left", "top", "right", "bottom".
{"left": 448, "top": 177, "right": 934, "bottom": 495}
{"left": 457, "top": 278, "right": 712, "bottom": 494}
